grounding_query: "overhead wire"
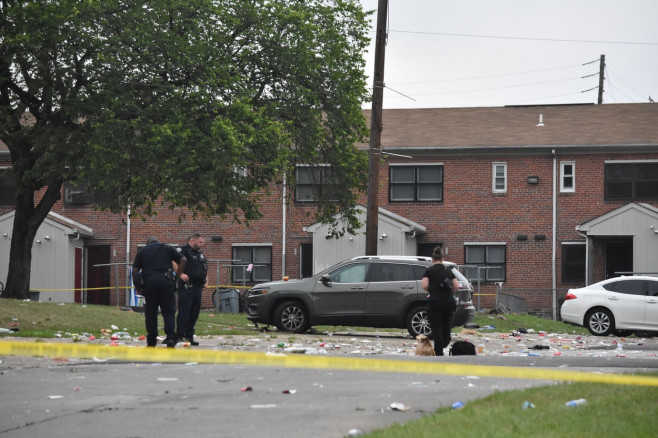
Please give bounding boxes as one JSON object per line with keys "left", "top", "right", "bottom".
{"left": 386, "top": 29, "right": 658, "bottom": 46}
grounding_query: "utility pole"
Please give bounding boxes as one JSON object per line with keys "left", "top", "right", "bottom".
{"left": 597, "top": 54, "right": 605, "bottom": 104}
{"left": 365, "top": 0, "right": 388, "bottom": 256}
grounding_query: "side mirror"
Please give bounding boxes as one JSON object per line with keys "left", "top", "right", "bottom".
{"left": 320, "top": 274, "right": 331, "bottom": 284}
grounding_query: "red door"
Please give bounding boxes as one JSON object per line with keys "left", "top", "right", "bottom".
{"left": 86, "top": 246, "right": 111, "bottom": 305}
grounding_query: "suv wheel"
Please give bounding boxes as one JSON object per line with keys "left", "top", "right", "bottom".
{"left": 585, "top": 308, "right": 614, "bottom": 336}
{"left": 406, "top": 306, "right": 432, "bottom": 338}
{"left": 274, "top": 300, "right": 309, "bottom": 333}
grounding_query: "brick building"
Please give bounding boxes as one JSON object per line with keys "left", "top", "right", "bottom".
{"left": 2, "top": 102, "right": 657, "bottom": 315}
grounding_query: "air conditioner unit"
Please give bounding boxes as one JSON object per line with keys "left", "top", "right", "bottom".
{"left": 66, "top": 190, "right": 92, "bottom": 204}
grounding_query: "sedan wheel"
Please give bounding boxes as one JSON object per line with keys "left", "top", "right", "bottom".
{"left": 274, "top": 301, "right": 309, "bottom": 333}
{"left": 586, "top": 308, "right": 614, "bottom": 336}
{"left": 407, "top": 307, "right": 432, "bottom": 338}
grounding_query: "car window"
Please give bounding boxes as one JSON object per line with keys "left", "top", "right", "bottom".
{"left": 603, "top": 279, "right": 646, "bottom": 295}
{"left": 327, "top": 263, "right": 369, "bottom": 283}
{"left": 370, "top": 263, "right": 415, "bottom": 282}
{"left": 412, "top": 264, "right": 428, "bottom": 280}
{"left": 647, "top": 280, "right": 658, "bottom": 297}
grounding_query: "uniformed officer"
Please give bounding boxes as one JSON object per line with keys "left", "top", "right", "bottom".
{"left": 175, "top": 233, "right": 208, "bottom": 346}
{"left": 133, "top": 236, "right": 187, "bottom": 347}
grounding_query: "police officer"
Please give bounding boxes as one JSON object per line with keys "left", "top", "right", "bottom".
{"left": 175, "top": 233, "right": 208, "bottom": 346}
{"left": 133, "top": 236, "right": 187, "bottom": 347}
{"left": 421, "top": 246, "right": 459, "bottom": 356}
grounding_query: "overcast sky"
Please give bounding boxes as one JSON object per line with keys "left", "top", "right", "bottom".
{"left": 359, "top": 0, "right": 658, "bottom": 109}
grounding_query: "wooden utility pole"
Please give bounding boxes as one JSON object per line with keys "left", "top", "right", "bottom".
{"left": 597, "top": 54, "right": 605, "bottom": 104}
{"left": 365, "top": 0, "right": 388, "bottom": 255}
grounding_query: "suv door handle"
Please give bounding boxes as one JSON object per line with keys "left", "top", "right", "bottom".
{"left": 401, "top": 285, "right": 415, "bottom": 289}
{"left": 351, "top": 286, "right": 365, "bottom": 290}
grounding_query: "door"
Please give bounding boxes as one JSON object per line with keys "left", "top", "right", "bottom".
{"left": 604, "top": 278, "right": 646, "bottom": 328}
{"left": 300, "top": 243, "right": 313, "bottom": 278}
{"left": 86, "top": 246, "right": 111, "bottom": 305}
{"left": 605, "top": 240, "right": 633, "bottom": 279}
{"left": 645, "top": 279, "right": 658, "bottom": 329}
{"left": 364, "top": 263, "right": 417, "bottom": 319}
{"left": 311, "top": 262, "right": 369, "bottom": 323}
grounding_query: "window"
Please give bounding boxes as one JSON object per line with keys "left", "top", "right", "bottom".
{"left": 0, "top": 167, "right": 16, "bottom": 206}
{"left": 389, "top": 164, "right": 443, "bottom": 202}
{"left": 63, "top": 182, "right": 112, "bottom": 207}
{"left": 370, "top": 263, "right": 415, "bottom": 282}
{"left": 327, "top": 262, "right": 369, "bottom": 283}
{"left": 605, "top": 161, "right": 658, "bottom": 201}
{"left": 464, "top": 243, "right": 506, "bottom": 282}
{"left": 562, "top": 243, "right": 585, "bottom": 283}
{"left": 295, "top": 165, "right": 338, "bottom": 202}
{"left": 603, "top": 279, "right": 647, "bottom": 296}
{"left": 492, "top": 163, "right": 507, "bottom": 193}
{"left": 232, "top": 245, "right": 272, "bottom": 283}
{"left": 561, "top": 162, "right": 575, "bottom": 193}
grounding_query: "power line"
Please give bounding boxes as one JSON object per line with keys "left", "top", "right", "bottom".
{"left": 386, "top": 64, "right": 583, "bottom": 86}
{"left": 387, "top": 29, "right": 658, "bottom": 46}
{"left": 395, "top": 76, "right": 583, "bottom": 97}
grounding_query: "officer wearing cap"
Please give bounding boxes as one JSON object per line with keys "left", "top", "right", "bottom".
{"left": 133, "top": 236, "right": 187, "bottom": 347}
{"left": 175, "top": 233, "right": 208, "bottom": 346}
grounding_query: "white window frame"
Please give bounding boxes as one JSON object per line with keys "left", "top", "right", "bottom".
{"left": 560, "top": 161, "right": 575, "bottom": 193}
{"left": 492, "top": 162, "right": 507, "bottom": 193}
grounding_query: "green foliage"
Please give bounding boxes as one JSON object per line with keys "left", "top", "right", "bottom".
{"left": 2, "top": 0, "right": 371, "bottom": 221}
{"left": 365, "top": 376, "right": 658, "bottom": 438}
{"left": 0, "top": 0, "right": 372, "bottom": 297}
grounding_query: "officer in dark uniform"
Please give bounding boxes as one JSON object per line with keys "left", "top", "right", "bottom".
{"left": 133, "top": 236, "right": 187, "bottom": 347}
{"left": 175, "top": 233, "right": 208, "bottom": 346}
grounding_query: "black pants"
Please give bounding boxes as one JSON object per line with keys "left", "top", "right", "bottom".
{"left": 142, "top": 276, "right": 176, "bottom": 346}
{"left": 176, "top": 284, "right": 203, "bottom": 341}
{"left": 427, "top": 300, "right": 454, "bottom": 356}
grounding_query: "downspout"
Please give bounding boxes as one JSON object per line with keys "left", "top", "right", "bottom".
{"left": 578, "top": 230, "right": 589, "bottom": 286}
{"left": 552, "top": 149, "right": 557, "bottom": 320}
{"left": 126, "top": 205, "right": 131, "bottom": 306}
{"left": 282, "top": 176, "right": 286, "bottom": 279}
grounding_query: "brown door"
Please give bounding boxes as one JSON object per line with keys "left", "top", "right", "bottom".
{"left": 87, "top": 246, "right": 111, "bottom": 305}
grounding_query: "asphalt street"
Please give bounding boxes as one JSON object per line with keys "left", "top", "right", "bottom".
{"left": 1, "top": 330, "right": 657, "bottom": 438}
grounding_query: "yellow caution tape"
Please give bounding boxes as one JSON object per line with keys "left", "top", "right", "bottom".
{"left": 1, "top": 340, "right": 656, "bottom": 387}
{"left": 29, "top": 284, "right": 249, "bottom": 292}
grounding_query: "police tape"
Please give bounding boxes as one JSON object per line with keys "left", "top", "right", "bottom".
{"left": 28, "top": 284, "right": 249, "bottom": 292}
{"left": 1, "top": 340, "right": 656, "bottom": 387}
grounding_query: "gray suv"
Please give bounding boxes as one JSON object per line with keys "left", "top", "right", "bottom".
{"left": 245, "top": 256, "right": 476, "bottom": 337}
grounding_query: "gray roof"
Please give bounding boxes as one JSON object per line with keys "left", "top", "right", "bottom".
{"left": 360, "top": 103, "right": 658, "bottom": 151}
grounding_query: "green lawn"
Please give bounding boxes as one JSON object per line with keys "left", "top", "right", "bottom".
{"left": 364, "top": 376, "right": 658, "bottom": 438}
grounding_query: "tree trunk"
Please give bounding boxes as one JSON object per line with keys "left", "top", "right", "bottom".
{"left": 2, "top": 180, "right": 62, "bottom": 300}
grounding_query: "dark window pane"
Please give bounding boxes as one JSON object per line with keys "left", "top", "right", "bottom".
{"left": 390, "top": 167, "right": 415, "bottom": 183}
{"left": 417, "top": 184, "right": 442, "bottom": 201}
{"left": 418, "top": 166, "right": 442, "bottom": 183}
{"left": 606, "top": 164, "right": 633, "bottom": 179}
{"left": 603, "top": 279, "right": 646, "bottom": 295}
{"left": 636, "top": 163, "right": 658, "bottom": 180}
{"left": 370, "top": 263, "right": 413, "bottom": 282}
{"left": 636, "top": 182, "right": 658, "bottom": 198}
{"left": 390, "top": 184, "right": 415, "bottom": 201}
{"left": 606, "top": 182, "right": 633, "bottom": 199}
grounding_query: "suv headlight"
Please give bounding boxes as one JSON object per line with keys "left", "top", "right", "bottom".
{"left": 247, "top": 287, "right": 269, "bottom": 297}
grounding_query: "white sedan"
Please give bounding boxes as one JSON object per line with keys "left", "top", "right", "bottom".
{"left": 560, "top": 276, "right": 658, "bottom": 336}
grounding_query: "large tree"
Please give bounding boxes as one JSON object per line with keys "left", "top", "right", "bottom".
{"left": 0, "top": 0, "right": 371, "bottom": 299}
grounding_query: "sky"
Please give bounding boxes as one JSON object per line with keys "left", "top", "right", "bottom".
{"left": 359, "top": 0, "right": 658, "bottom": 109}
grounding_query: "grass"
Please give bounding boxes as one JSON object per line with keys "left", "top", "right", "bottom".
{"left": 364, "top": 376, "right": 658, "bottom": 438}
{"left": 0, "top": 300, "right": 254, "bottom": 338}
{"left": 0, "top": 300, "right": 593, "bottom": 339}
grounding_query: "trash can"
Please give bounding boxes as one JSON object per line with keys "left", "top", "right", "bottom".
{"left": 220, "top": 289, "right": 240, "bottom": 313}
{"left": 28, "top": 290, "right": 40, "bottom": 301}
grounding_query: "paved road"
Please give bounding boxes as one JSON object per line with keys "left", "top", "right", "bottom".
{"left": 1, "top": 331, "right": 657, "bottom": 438}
